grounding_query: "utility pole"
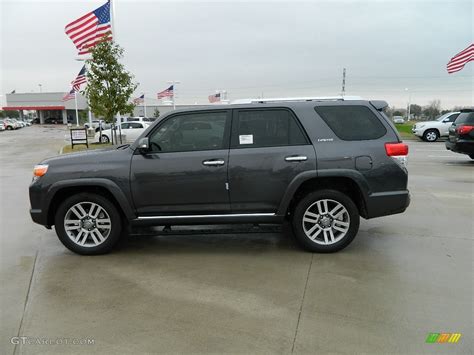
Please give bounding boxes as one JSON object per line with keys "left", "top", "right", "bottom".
{"left": 38, "top": 84, "right": 42, "bottom": 93}
{"left": 341, "top": 68, "right": 346, "bottom": 97}
{"left": 405, "top": 88, "right": 411, "bottom": 121}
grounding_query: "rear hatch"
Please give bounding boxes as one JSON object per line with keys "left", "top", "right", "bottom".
{"left": 450, "top": 110, "right": 474, "bottom": 142}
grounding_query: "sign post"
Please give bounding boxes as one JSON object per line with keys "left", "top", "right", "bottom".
{"left": 70, "top": 128, "right": 89, "bottom": 149}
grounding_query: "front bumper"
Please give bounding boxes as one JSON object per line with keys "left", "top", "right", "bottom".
{"left": 365, "top": 190, "right": 410, "bottom": 219}
{"left": 411, "top": 127, "right": 423, "bottom": 137}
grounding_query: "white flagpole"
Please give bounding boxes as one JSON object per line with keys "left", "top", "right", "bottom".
{"left": 74, "top": 91, "right": 79, "bottom": 127}
{"left": 143, "top": 94, "right": 147, "bottom": 116}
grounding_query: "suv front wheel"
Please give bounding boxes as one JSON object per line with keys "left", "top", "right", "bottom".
{"left": 292, "top": 190, "right": 360, "bottom": 253}
{"left": 54, "top": 193, "right": 122, "bottom": 255}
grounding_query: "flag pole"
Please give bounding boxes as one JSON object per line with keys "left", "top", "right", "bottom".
{"left": 74, "top": 91, "right": 79, "bottom": 127}
{"left": 143, "top": 94, "right": 147, "bottom": 117}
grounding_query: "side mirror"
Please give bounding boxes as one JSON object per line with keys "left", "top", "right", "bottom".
{"left": 137, "top": 137, "right": 150, "bottom": 151}
{"left": 442, "top": 119, "right": 450, "bottom": 123}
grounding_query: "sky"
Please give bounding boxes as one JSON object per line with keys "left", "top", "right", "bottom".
{"left": 1, "top": 0, "right": 473, "bottom": 109}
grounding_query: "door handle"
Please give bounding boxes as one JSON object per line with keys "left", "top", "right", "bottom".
{"left": 203, "top": 159, "right": 225, "bottom": 166}
{"left": 285, "top": 155, "right": 307, "bottom": 162}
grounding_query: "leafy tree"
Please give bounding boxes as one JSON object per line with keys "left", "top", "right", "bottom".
{"left": 409, "top": 104, "right": 422, "bottom": 118}
{"left": 393, "top": 110, "right": 404, "bottom": 117}
{"left": 84, "top": 41, "right": 137, "bottom": 124}
{"left": 153, "top": 108, "right": 160, "bottom": 118}
{"left": 0, "top": 110, "right": 20, "bottom": 118}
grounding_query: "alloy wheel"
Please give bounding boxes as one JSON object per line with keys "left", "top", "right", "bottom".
{"left": 64, "top": 202, "right": 112, "bottom": 247}
{"left": 302, "top": 199, "right": 350, "bottom": 245}
{"left": 425, "top": 131, "right": 438, "bottom": 141}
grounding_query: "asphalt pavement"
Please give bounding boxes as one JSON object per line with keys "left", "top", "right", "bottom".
{"left": 1, "top": 125, "right": 472, "bottom": 354}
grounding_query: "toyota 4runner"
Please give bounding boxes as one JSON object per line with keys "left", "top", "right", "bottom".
{"left": 29, "top": 97, "right": 410, "bottom": 255}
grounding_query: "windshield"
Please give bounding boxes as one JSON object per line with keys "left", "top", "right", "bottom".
{"left": 435, "top": 113, "right": 452, "bottom": 121}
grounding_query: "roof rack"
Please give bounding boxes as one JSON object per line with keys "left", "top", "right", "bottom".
{"left": 230, "top": 96, "right": 364, "bottom": 104}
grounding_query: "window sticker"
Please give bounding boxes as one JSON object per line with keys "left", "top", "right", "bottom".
{"left": 239, "top": 134, "right": 253, "bottom": 145}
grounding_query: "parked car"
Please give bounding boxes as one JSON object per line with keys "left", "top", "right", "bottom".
{"left": 44, "top": 118, "right": 61, "bottom": 124}
{"left": 445, "top": 109, "right": 474, "bottom": 159}
{"left": 125, "top": 116, "right": 156, "bottom": 123}
{"left": 4, "top": 118, "right": 19, "bottom": 130}
{"left": 0, "top": 120, "right": 5, "bottom": 131}
{"left": 412, "top": 112, "right": 460, "bottom": 142}
{"left": 84, "top": 120, "right": 109, "bottom": 131}
{"left": 95, "top": 121, "right": 149, "bottom": 143}
{"left": 393, "top": 116, "right": 405, "bottom": 124}
{"left": 29, "top": 97, "right": 410, "bottom": 255}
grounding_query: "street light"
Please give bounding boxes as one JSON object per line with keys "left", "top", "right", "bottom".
{"left": 405, "top": 88, "right": 411, "bottom": 121}
{"left": 38, "top": 84, "right": 42, "bottom": 93}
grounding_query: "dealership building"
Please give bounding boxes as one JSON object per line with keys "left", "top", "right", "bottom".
{"left": 3, "top": 92, "right": 210, "bottom": 123}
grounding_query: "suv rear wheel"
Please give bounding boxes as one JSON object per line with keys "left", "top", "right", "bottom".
{"left": 423, "top": 129, "right": 439, "bottom": 142}
{"left": 54, "top": 193, "right": 122, "bottom": 255}
{"left": 292, "top": 189, "right": 360, "bottom": 253}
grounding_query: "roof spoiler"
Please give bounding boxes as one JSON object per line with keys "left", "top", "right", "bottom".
{"left": 370, "top": 100, "right": 388, "bottom": 111}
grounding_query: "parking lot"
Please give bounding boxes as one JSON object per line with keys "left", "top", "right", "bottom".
{"left": 1, "top": 125, "right": 472, "bottom": 354}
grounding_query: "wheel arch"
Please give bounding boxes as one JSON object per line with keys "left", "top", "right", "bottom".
{"left": 45, "top": 179, "right": 135, "bottom": 227}
{"left": 278, "top": 170, "right": 370, "bottom": 219}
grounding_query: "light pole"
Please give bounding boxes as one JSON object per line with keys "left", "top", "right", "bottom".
{"left": 405, "top": 88, "right": 411, "bottom": 121}
{"left": 167, "top": 80, "right": 180, "bottom": 110}
{"left": 38, "top": 84, "right": 42, "bottom": 93}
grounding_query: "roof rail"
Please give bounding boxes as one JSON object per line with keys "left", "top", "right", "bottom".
{"left": 230, "top": 96, "right": 364, "bottom": 104}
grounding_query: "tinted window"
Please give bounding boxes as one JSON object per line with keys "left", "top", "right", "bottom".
{"left": 448, "top": 114, "right": 459, "bottom": 122}
{"left": 454, "top": 112, "right": 474, "bottom": 124}
{"left": 149, "top": 111, "right": 228, "bottom": 152}
{"left": 128, "top": 122, "right": 143, "bottom": 129}
{"left": 232, "top": 109, "right": 307, "bottom": 148}
{"left": 314, "top": 105, "right": 387, "bottom": 140}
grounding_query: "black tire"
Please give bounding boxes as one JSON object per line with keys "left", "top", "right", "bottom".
{"left": 291, "top": 189, "right": 360, "bottom": 253}
{"left": 7, "top": 126, "right": 12, "bottom": 130}
{"left": 423, "top": 129, "right": 439, "bottom": 142}
{"left": 101, "top": 135, "right": 110, "bottom": 143}
{"left": 54, "top": 193, "right": 122, "bottom": 255}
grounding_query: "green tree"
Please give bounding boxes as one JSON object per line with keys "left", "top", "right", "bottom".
{"left": 84, "top": 41, "right": 137, "bottom": 123}
{"left": 0, "top": 110, "right": 20, "bottom": 118}
{"left": 153, "top": 108, "right": 160, "bottom": 118}
{"left": 409, "top": 104, "right": 422, "bottom": 119}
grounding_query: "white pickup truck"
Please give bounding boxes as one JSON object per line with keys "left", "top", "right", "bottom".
{"left": 412, "top": 112, "right": 460, "bottom": 142}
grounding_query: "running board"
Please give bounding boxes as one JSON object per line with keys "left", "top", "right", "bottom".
{"left": 132, "top": 213, "right": 283, "bottom": 226}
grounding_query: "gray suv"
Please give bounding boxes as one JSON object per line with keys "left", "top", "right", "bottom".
{"left": 29, "top": 98, "right": 410, "bottom": 255}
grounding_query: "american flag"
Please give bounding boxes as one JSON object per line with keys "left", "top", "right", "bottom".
{"left": 62, "top": 89, "right": 76, "bottom": 102}
{"left": 65, "top": 1, "right": 112, "bottom": 56}
{"left": 447, "top": 43, "right": 474, "bottom": 74}
{"left": 157, "top": 86, "right": 174, "bottom": 99}
{"left": 71, "top": 65, "right": 87, "bottom": 91}
{"left": 208, "top": 93, "right": 221, "bottom": 103}
{"left": 133, "top": 94, "right": 145, "bottom": 104}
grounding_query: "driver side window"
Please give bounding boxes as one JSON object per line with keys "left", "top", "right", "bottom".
{"left": 149, "top": 111, "right": 229, "bottom": 153}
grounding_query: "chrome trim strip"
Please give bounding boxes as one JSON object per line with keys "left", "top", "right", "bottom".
{"left": 136, "top": 213, "right": 276, "bottom": 220}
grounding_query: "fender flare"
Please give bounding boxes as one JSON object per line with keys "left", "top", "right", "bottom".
{"left": 276, "top": 169, "right": 370, "bottom": 215}
{"left": 45, "top": 178, "right": 135, "bottom": 220}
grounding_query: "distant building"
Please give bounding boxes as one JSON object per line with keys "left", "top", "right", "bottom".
{"left": 3, "top": 92, "right": 211, "bottom": 124}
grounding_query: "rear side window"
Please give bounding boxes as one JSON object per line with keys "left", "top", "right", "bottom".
{"left": 232, "top": 109, "right": 308, "bottom": 148}
{"left": 314, "top": 105, "right": 387, "bottom": 140}
{"left": 454, "top": 112, "right": 474, "bottom": 124}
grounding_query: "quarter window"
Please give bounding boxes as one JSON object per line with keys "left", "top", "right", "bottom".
{"left": 149, "top": 111, "right": 228, "bottom": 152}
{"left": 314, "top": 105, "right": 387, "bottom": 140}
{"left": 232, "top": 109, "right": 308, "bottom": 148}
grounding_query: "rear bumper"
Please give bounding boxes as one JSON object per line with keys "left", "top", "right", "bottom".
{"left": 365, "top": 190, "right": 410, "bottom": 219}
{"left": 445, "top": 140, "right": 474, "bottom": 155}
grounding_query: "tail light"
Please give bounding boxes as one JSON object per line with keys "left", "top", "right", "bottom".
{"left": 456, "top": 125, "right": 474, "bottom": 135}
{"left": 385, "top": 142, "right": 409, "bottom": 169}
